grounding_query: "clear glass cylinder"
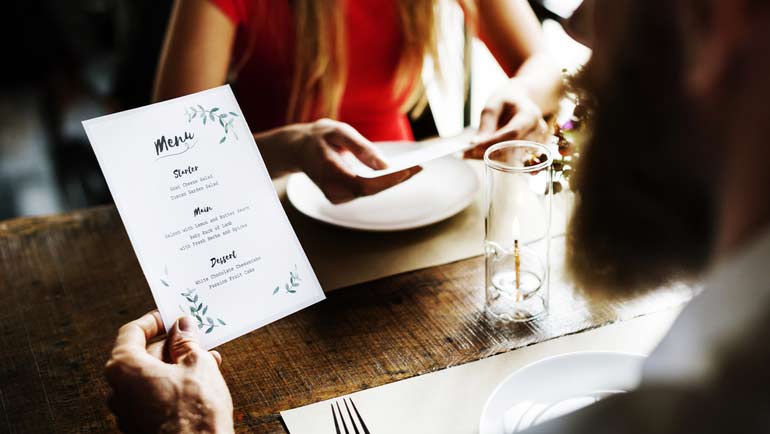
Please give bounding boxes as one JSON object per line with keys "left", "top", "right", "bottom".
{"left": 484, "top": 141, "right": 552, "bottom": 322}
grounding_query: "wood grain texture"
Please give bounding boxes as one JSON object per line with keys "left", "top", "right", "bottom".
{"left": 0, "top": 206, "right": 692, "bottom": 433}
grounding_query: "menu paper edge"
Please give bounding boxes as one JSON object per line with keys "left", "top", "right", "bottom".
{"left": 82, "top": 84, "right": 325, "bottom": 349}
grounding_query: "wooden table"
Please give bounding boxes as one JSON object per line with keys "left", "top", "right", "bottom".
{"left": 0, "top": 206, "right": 692, "bottom": 434}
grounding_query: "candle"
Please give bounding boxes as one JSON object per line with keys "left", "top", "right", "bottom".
{"left": 512, "top": 217, "right": 521, "bottom": 300}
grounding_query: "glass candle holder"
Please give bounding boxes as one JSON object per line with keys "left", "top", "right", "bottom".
{"left": 484, "top": 141, "right": 552, "bottom": 322}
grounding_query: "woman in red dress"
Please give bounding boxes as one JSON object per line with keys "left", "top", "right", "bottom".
{"left": 154, "top": 0, "right": 561, "bottom": 203}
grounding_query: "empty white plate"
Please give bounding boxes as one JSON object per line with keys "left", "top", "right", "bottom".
{"left": 479, "top": 351, "right": 645, "bottom": 434}
{"left": 286, "top": 155, "right": 479, "bottom": 231}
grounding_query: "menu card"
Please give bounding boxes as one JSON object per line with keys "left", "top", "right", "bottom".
{"left": 83, "top": 85, "right": 325, "bottom": 349}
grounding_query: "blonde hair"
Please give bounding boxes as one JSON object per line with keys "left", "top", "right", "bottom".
{"left": 284, "top": 0, "right": 475, "bottom": 123}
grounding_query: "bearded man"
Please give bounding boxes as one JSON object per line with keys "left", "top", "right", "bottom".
{"left": 102, "top": 0, "right": 770, "bottom": 432}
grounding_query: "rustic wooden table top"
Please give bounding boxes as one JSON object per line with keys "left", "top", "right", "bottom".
{"left": 0, "top": 206, "right": 692, "bottom": 434}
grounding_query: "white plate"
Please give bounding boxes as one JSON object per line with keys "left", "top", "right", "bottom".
{"left": 479, "top": 351, "right": 645, "bottom": 434}
{"left": 286, "top": 155, "right": 479, "bottom": 232}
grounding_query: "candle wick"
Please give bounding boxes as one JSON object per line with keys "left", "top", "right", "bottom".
{"left": 514, "top": 239, "right": 521, "bottom": 294}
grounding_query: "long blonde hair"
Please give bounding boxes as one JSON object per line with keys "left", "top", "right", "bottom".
{"left": 285, "top": 0, "right": 475, "bottom": 123}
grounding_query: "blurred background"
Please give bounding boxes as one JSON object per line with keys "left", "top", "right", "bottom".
{"left": 0, "top": 0, "right": 585, "bottom": 220}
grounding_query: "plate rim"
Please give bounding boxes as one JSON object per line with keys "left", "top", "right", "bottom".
{"left": 285, "top": 157, "right": 480, "bottom": 232}
{"left": 478, "top": 350, "right": 646, "bottom": 434}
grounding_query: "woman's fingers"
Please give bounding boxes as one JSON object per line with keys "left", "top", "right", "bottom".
{"left": 303, "top": 119, "right": 424, "bottom": 203}
{"left": 476, "top": 104, "right": 505, "bottom": 140}
{"left": 469, "top": 99, "right": 520, "bottom": 159}
{"left": 314, "top": 144, "right": 361, "bottom": 204}
{"left": 318, "top": 146, "right": 422, "bottom": 204}
{"left": 465, "top": 110, "right": 544, "bottom": 159}
{"left": 324, "top": 120, "right": 387, "bottom": 170}
{"left": 357, "top": 166, "right": 423, "bottom": 197}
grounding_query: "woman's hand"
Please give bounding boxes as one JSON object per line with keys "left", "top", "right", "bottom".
{"left": 104, "top": 311, "right": 234, "bottom": 434}
{"left": 464, "top": 80, "right": 550, "bottom": 159}
{"left": 258, "top": 119, "right": 422, "bottom": 204}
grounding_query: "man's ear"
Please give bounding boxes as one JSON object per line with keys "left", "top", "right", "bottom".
{"left": 687, "top": 0, "right": 751, "bottom": 98}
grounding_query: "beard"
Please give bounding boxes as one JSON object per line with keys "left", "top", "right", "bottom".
{"left": 566, "top": 0, "right": 718, "bottom": 298}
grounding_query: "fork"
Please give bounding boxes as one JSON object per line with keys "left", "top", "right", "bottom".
{"left": 331, "top": 397, "right": 371, "bottom": 434}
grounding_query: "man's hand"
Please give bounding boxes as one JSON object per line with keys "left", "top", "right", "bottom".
{"left": 465, "top": 80, "right": 550, "bottom": 159}
{"left": 104, "top": 311, "right": 234, "bottom": 434}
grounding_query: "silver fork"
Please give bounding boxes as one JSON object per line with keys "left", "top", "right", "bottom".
{"left": 331, "top": 397, "right": 371, "bottom": 434}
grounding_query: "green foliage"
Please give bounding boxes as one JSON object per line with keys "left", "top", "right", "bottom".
{"left": 273, "top": 265, "right": 301, "bottom": 295}
{"left": 184, "top": 106, "right": 240, "bottom": 144}
{"left": 180, "top": 287, "right": 227, "bottom": 334}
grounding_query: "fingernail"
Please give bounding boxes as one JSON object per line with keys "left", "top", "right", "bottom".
{"left": 373, "top": 158, "right": 387, "bottom": 170}
{"left": 177, "top": 316, "right": 197, "bottom": 334}
{"left": 471, "top": 133, "right": 488, "bottom": 145}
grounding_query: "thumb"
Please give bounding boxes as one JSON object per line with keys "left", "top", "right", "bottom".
{"left": 473, "top": 105, "right": 503, "bottom": 143}
{"left": 167, "top": 316, "right": 205, "bottom": 365}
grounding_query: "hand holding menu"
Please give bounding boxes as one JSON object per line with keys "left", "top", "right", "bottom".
{"left": 83, "top": 85, "right": 325, "bottom": 349}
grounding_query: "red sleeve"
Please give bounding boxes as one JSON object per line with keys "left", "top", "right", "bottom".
{"left": 208, "top": 0, "right": 247, "bottom": 24}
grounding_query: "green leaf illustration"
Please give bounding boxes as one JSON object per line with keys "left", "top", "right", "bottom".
{"left": 169, "top": 268, "right": 226, "bottom": 332}
{"left": 186, "top": 105, "right": 239, "bottom": 144}
{"left": 275, "top": 265, "right": 301, "bottom": 295}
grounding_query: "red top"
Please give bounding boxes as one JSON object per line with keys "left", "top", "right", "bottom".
{"left": 210, "top": 0, "right": 415, "bottom": 141}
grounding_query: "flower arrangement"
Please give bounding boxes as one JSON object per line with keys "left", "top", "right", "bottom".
{"left": 525, "top": 73, "right": 593, "bottom": 194}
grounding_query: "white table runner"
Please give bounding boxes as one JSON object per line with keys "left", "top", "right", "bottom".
{"left": 281, "top": 307, "right": 681, "bottom": 434}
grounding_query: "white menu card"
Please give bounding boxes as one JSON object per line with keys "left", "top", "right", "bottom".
{"left": 83, "top": 85, "right": 325, "bottom": 349}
